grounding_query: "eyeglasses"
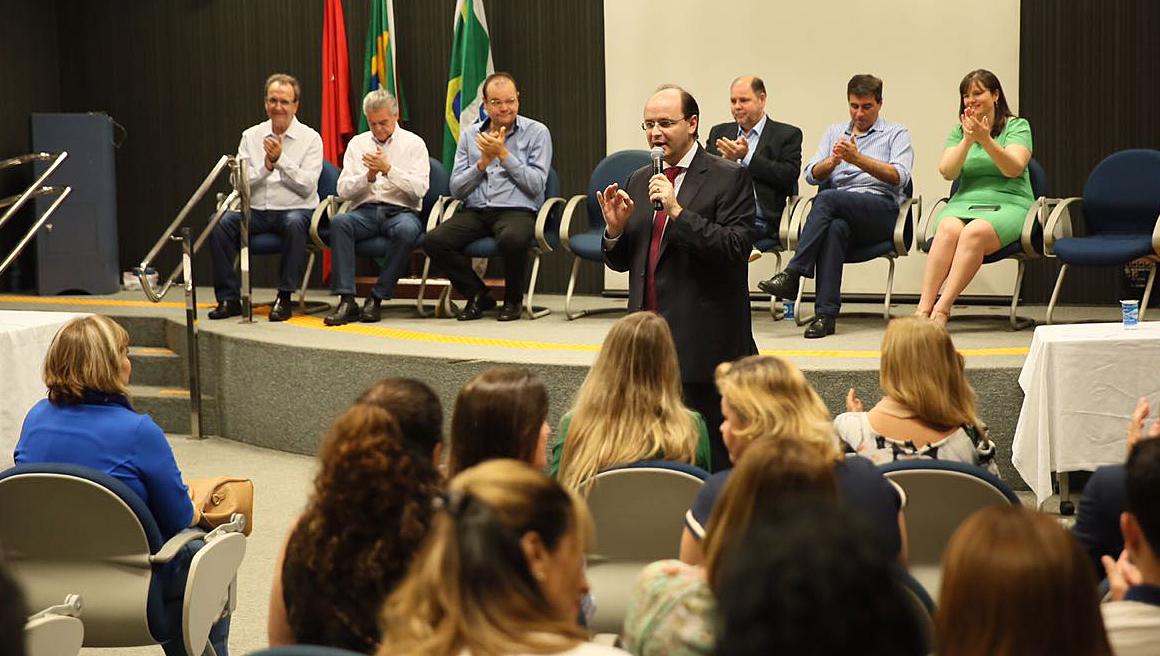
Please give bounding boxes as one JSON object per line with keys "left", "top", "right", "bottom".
{"left": 641, "top": 118, "right": 685, "bottom": 131}
{"left": 487, "top": 97, "right": 518, "bottom": 108}
{"left": 265, "top": 98, "right": 296, "bottom": 107}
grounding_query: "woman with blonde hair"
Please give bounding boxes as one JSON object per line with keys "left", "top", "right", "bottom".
{"left": 837, "top": 316, "right": 996, "bottom": 473}
{"left": 622, "top": 438, "right": 838, "bottom": 656}
{"left": 552, "top": 312, "right": 709, "bottom": 491}
{"left": 377, "top": 459, "right": 626, "bottom": 656}
{"left": 937, "top": 505, "right": 1111, "bottom": 656}
{"left": 679, "top": 355, "right": 906, "bottom": 563}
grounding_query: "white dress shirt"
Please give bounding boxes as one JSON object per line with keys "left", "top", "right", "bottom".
{"left": 603, "top": 142, "right": 699, "bottom": 249}
{"left": 337, "top": 126, "right": 430, "bottom": 211}
{"left": 239, "top": 117, "right": 323, "bottom": 210}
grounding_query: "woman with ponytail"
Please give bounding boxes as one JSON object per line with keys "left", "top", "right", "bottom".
{"left": 267, "top": 379, "right": 444, "bottom": 653}
{"left": 378, "top": 459, "right": 626, "bottom": 656}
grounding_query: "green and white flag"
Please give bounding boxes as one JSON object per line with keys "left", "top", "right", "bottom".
{"left": 441, "top": 0, "right": 494, "bottom": 168}
{"left": 360, "top": 0, "right": 406, "bottom": 130}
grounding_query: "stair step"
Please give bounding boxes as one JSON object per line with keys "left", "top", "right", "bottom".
{"left": 128, "top": 346, "right": 185, "bottom": 387}
{"left": 129, "top": 384, "right": 218, "bottom": 436}
{"left": 116, "top": 316, "right": 170, "bottom": 348}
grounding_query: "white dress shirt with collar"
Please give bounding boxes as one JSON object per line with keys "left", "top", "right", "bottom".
{"left": 238, "top": 117, "right": 323, "bottom": 210}
{"left": 337, "top": 125, "right": 430, "bottom": 211}
{"left": 603, "top": 142, "right": 700, "bottom": 249}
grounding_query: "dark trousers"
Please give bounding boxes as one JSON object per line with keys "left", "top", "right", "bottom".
{"left": 423, "top": 207, "right": 535, "bottom": 304}
{"left": 682, "top": 380, "right": 728, "bottom": 473}
{"left": 209, "top": 208, "right": 311, "bottom": 302}
{"left": 328, "top": 203, "right": 422, "bottom": 300}
{"left": 785, "top": 189, "right": 897, "bottom": 316}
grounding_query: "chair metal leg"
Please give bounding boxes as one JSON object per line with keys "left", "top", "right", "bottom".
{"left": 415, "top": 256, "right": 434, "bottom": 318}
{"left": 436, "top": 286, "right": 457, "bottom": 318}
{"left": 523, "top": 252, "right": 550, "bottom": 319}
{"left": 565, "top": 257, "right": 586, "bottom": 320}
{"left": 1046, "top": 263, "right": 1068, "bottom": 325}
{"left": 883, "top": 258, "right": 896, "bottom": 322}
{"left": 296, "top": 251, "right": 315, "bottom": 311}
{"left": 766, "top": 252, "right": 786, "bottom": 320}
{"left": 1142, "top": 264, "right": 1158, "bottom": 322}
{"left": 794, "top": 279, "right": 811, "bottom": 326}
{"left": 1009, "top": 260, "right": 1035, "bottom": 330}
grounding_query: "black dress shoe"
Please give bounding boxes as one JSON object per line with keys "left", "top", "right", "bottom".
{"left": 497, "top": 302, "right": 522, "bottom": 322}
{"left": 268, "top": 296, "right": 293, "bottom": 322}
{"left": 359, "top": 296, "right": 382, "bottom": 323}
{"left": 757, "top": 271, "right": 801, "bottom": 299}
{"left": 208, "top": 300, "right": 241, "bottom": 320}
{"left": 804, "top": 314, "right": 836, "bottom": 339}
{"left": 457, "top": 292, "right": 497, "bottom": 321}
{"left": 323, "top": 297, "right": 360, "bottom": 326}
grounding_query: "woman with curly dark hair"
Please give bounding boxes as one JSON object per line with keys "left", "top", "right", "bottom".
{"left": 267, "top": 378, "right": 444, "bottom": 653}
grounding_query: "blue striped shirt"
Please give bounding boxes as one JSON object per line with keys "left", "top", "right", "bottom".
{"left": 450, "top": 115, "right": 553, "bottom": 212}
{"left": 804, "top": 116, "right": 913, "bottom": 204}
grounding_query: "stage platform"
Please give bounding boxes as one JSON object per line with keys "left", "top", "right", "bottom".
{"left": 0, "top": 289, "right": 1129, "bottom": 491}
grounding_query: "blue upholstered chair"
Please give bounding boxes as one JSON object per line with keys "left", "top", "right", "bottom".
{"left": 246, "top": 647, "right": 367, "bottom": 656}
{"left": 559, "top": 150, "right": 649, "bottom": 319}
{"left": 581, "top": 461, "right": 707, "bottom": 633}
{"left": 788, "top": 180, "right": 920, "bottom": 324}
{"left": 917, "top": 158, "right": 1053, "bottom": 329}
{"left": 1044, "top": 149, "right": 1160, "bottom": 324}
{"left": 309, "top": 157, "right": 451, "bottom": 317}
{"left": 0, "top": 464, "right": 247, "bottom": 656}
{"left": 431, "top": 168, "right": 565, "bottom": 319}
{"left": 879, "top": 459, "right": 1018, "bottom": 601}
{"left": 896, "top": 568, "right": 935, "bottom": 653}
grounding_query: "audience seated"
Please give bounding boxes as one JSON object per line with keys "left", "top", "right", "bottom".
{"left": 0, "top": 549, "right": 28, "bottom": 656}
{"left": 267, "top": 379, "right": 443, "bottom": 653}
{"left": 622, "top": 438, "right": 837, "bottom": 655}
{"left": 447, "top": 367, "right": 550, "bottom": 475}
{"left": 1100, "top": 437, "right": 1160, "bottom": 656}
{"left": 835, "top": 316, "right": 997, "bottom": 473}
{"left": 713, "top": 496, "right": 924, "bottom": 656}
{"left": 937, "top": 505, "right": 1112, "bottom": 656}
{"left": 552, "top": 312, "right": 710, "bottom": 489}
{"left": 376, "top": 459, "right": 626, "bottom": 656}
{"left": 916, "top": 69, "right": 1035, "bottom": 325}
{"left": 13, "top": 314, "right": 230, "bottom": 656}
{"left": 680, "top": 355, "right": 906, "bottom": 564}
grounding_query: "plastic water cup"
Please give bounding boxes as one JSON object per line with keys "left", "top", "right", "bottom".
{"left": 783, "top": 301, "right": 795, "bottom": 321}
{"left": 1122, "top": 299, "right": 1140, "bottom": 329}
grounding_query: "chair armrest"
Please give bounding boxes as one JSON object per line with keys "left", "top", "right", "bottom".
{"left": 442, "top": 198, "right": 463, "bottom": 223}
{"left": 1152, "top": 212, "right": 1160, "bottom": 257}
{"left": 535, "top": 197, "right": 566, "bottom": 253}
{"left": 426, "top": 196, "right": 446, "bottom": 232}
{"left": 1018, "top": 196, "right": 1049, "bottom": 257}
{"left": 787, "top": 195, "right": 816, "bottom": 250}
{"left": 29, "top": 594, "right": 83, "bottom": 621}
{"left": 204, "top": 512, "right": 246, "bottom": 540}
{"left": 894, "top": 195, "right": 920, "bottom": 256}
{"left": 150, "top": 528, "right": 209, "bottom": 564}
{"left": 560, "top": 194, "right": 588, "bottom": 253}
{"left": 308, "top": 196, "right": 337, "bottom": 250}
{"left": 777, "top": 195, "right": 803, "bottom": 248}
{"left": 1043, "top": 197, "right": 1083, "bottom": 256}
{"left": 916, "top": 196, "right": 949, "bottom": 252}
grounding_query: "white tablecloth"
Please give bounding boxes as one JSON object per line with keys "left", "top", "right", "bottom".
{"left": 1013, "top": 322, "right": 1160, "bottom": 505}
{"left": 0, "top": 310, "right": 89, "bottom": 468}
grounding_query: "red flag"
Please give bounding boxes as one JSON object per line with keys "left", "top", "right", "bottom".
{"left": 321, "top": 0, "right": 353, "bottom": 282}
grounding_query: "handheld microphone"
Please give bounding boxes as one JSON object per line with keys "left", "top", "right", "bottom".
{"left": 650, "top": 146, "right": 665, "bottom": 211}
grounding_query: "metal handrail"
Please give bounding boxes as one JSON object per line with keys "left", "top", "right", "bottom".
{"left": 137, "top": 155, "right": 250, "bottom": 302}
{"left": 0, "top": 152, "right": 72, "bottom": 280}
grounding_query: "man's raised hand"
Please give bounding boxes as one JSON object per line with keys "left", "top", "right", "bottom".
{"left": 597, "top": 182, "right": 634, "bottom": 238}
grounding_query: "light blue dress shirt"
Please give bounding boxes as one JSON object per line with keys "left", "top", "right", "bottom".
{"left": 449, "top": 115, "right": 553, "bottom": 212}
{"left": 804, "top": 116, "right": 913, "bottom": 204}
{"left": 736, "top": 118, "right": 766, "bottom": 218}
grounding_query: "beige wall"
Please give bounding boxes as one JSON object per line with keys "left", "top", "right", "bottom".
{"left": 602, "top": 0, "right": 1021, "bottom": 297}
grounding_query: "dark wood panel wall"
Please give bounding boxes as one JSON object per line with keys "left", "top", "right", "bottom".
{"left": 1019, "top": 0, "right": 1160, "bottom": 304}
{"left": 12, "top": 0, "right": 605, "bottom": 296}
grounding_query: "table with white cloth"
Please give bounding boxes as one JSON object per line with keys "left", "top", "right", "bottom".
{"left": 1013, "top": 321, "right": 1160, "bottom": 507}
{"left": 0, "top": 310, "right": 89, "bottom": 468}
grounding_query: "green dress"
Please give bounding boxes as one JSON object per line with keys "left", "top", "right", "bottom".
{"left": 933, "top": 117, "right": 1034, "bottom": 246}
{"left": 547, "top": 410, "right": 711, "bottom": 478}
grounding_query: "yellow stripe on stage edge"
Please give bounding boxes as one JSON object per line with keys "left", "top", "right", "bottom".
{"left": 0, "top": 296, "right": 1030, "bottom": 357}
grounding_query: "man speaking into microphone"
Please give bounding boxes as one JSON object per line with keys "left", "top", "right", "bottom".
{"left": 599, "top": 84, "right": 757, "bottom": 471}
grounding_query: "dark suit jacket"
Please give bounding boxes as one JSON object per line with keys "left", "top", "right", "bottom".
{"left": 604, "top": 145, "right": 758, "bottom": 383}
{"left": 707, "top": 117, "right": 802, "bottom": 223}
{"left": 1073, "top": 464, "right": 1126, "bottom": 574}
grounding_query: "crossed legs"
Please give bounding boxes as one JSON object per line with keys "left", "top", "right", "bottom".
{"left": 917, "top": 217, "right": 1002, "bottom": 325}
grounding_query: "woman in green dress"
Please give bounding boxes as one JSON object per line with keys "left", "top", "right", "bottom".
{"left": 916, "top": 69, "right": 1034, "bottom": 326}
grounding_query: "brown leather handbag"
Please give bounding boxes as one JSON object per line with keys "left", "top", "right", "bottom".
{"left": 186, "top": 476, "right": 254, "bottom": 536}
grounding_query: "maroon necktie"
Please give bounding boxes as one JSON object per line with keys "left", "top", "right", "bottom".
{"left": 644, "top": 166, "right": 682, "bottom": 311}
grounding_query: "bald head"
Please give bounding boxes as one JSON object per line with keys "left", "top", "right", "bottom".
{"left": 644, "top": 85, "right": 700, "bottom": 164}
{"left": 729, "top": 76, "right": 767, "bottom": 132}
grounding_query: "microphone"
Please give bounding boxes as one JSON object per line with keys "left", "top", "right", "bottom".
{"left": 650, "top": 146, "right": 665, "bottom": 211}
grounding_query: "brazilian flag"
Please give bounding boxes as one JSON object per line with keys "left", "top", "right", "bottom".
{"left": 442, "top": 0, "right": 493, "bottom": 168}
{"left": 360, "top": 0, "right": 406, "bottom": 130}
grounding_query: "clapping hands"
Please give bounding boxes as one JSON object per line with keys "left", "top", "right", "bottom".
{"left": 476, "top": 126, "right": 509, "bottom": 168}
{"left": 961, "top": 107, "right": 991, "bottom": 142}
{"left": 715, "top": 135, "right": 749, "bottom": 161}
